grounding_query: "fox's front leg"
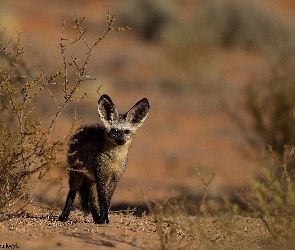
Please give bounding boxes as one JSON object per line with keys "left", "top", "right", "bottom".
{"left": 95, "top": 175, "right": 119, "bottom": 224}
{"left": 87, "top": 182, "right": 101, "bottom": 223}
{"left": 93, "top": 173, "right": 108, "bottom": 224}
{"left": 59, "top": 172, "right": 84, "bottom": 222}
{"left": 95, "top": 188, "right": 109, "bottom": 224}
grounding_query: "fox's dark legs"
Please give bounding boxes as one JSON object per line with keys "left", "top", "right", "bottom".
{"left": 98, "top": 192, "right": 114, "bottom": 224}
{"left": 94, "top": 178, "right": 109, "bottom": 224}
{"left": 96, "top": 190, "right": 109, "bottom": 224}
{"left": 95, "top": 177, "right": 118, "bottom": 224}
{"left": 59, "top": 190, "right": 77, "bottom": 221}
{"left": 60, "top": 171, "right": 121, "bottom": 224}
{"left": 59, "top": 172, "right": 84, "bottom": 222}
{"left": 87, "top": 182, "right": 100, "bottom": 223}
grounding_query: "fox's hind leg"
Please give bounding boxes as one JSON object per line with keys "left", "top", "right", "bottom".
{"left": 59, "top": 172, "right": 84, "bottom": 222}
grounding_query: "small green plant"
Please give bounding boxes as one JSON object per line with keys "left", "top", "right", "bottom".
{"left": 145, "top": 170, "right": 219, "bottom": 249}
{"left": 0, "top": 12, "right": 129, "bottom": 221}
{"left": 145, "top": 164, "right": 292, "bottom": 248}
{"left": 234, "top": 146, "right": 295, "bottom": 247}
{"left": 145, "top": 197, "right": 194, "bottom": 250}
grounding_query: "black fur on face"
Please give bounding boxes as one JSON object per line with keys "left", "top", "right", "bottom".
{"left": 108, "top": 128, "right": 134, "bottom": 146}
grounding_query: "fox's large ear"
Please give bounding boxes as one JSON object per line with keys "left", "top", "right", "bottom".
{"left": 126, "top": 98, "right": 150, "bottom": 127}
{"left": 98, "top": 95, "right": 119, "bottom": 127}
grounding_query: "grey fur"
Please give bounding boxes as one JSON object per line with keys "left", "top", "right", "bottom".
{"left": 59, "top": 94, "right": 150, "bottom": 224}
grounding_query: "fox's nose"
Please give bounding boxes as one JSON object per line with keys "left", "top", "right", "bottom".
{"left": 116, "top": 139, "right": 126, "bottom": 145}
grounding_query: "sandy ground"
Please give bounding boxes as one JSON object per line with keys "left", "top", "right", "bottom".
{"left": 1, "top": 210, "right": 274, "bottom": 250}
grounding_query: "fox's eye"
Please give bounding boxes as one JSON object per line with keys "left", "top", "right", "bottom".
{"left": 124, "top": 130, "right": 131, "bottom": 135}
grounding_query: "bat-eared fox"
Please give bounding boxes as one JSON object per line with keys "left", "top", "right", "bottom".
{"left": 59, "top": 94, "right": 150, "bottom": 224}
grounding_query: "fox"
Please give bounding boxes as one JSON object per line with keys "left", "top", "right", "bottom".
{"left": 59, "top": 94, "right": 150, "bottom": 224}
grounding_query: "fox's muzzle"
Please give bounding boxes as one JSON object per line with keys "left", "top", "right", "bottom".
{"left": 115, "top": 138, "right": 127, "bottom": 145}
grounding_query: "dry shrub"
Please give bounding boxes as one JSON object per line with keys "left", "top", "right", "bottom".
{"left": 0, "top": 12, "right": 129, "bottom": 221}
{"left": 224, "top": 51, "right": 295, "bottom": 245}
{"left": 226, "top": 54, "right": 295, "bottom": 168}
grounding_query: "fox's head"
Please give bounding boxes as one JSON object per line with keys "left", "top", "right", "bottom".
{"left": 97, "top": 94, "right": 150, "bottom": 146}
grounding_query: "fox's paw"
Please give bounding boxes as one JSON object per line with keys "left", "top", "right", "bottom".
{"left": 58, "top": 214, "right": 69, "bottom": 222}
{"left": 94, "top": 216, "right": 109, "bottom": 224}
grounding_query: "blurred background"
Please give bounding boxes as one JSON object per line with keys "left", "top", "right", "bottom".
{"left": 2, "top": 0, "right": 295, "bottom": 208}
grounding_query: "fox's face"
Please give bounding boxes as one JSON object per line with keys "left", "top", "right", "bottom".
{"left": 98, "top": 95, "right": 150, "bottom": 146}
